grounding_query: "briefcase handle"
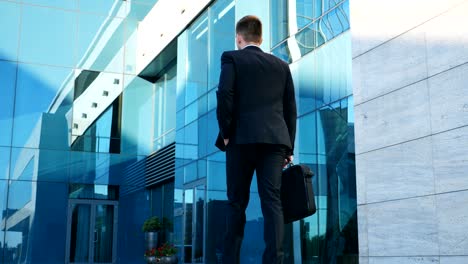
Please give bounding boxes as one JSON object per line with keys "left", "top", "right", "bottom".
{"left": 283, "top": 163, "right": 314, "bottom": 178}
{"left": 283, "top": 162, "right": 294, "bottom": 169}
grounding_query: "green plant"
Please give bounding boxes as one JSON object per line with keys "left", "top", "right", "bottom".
{"left": 142, "top": 216, "right": 161, "bottom": 232}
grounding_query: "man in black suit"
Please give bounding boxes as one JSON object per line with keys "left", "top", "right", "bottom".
{"left": 215, "top": 15, "right": 297, "bottom": 264}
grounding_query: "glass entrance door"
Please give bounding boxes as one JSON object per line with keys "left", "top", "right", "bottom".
{"left": 183, "top": 182, "right": 206, "bottom": 263}
{"left": 66, "top": 199, "right": 118, "bottom": 264}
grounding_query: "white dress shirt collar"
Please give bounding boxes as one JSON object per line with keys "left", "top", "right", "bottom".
{"left": 242, "top": 44, "right": 262, "bottom": 50}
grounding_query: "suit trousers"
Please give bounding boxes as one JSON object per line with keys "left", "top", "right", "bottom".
{"left": 222, "top": 143, "right": 287, "bottom": 264}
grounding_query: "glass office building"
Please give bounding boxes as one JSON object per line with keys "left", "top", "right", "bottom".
{"left": 0, "top": 0, "right": 355, "bottom": 263}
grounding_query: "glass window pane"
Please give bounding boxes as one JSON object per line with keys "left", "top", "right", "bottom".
{"left": 177, "top": 31, "right": 188, "bottom": 111}
{"left": 5, "top": 181, "right": 68, "bottom": 263}
{"left": 241, "top": 191, "right": 264, "bottom": 263}
{"left": 314, "top": 32, "right": 351, "bottom": 107}
{"left": 40, "top": 148, "right": 70, "bottom": 182}
{"left": 9, "top": 148, "right": 37, "bottom": 182}
{"left": 94, "top": 204, "right": 115, "bottom": 263}
{"left": 163, "top": 181, "right": 175, "bottom": 219}
{"left": 205, "top": 189, "right": 226, "bottom": 262}
{"left": 173, "top": 214, "right": 183, "bottom": 259}
{"left": 300, "top": 213, "right": 320, "bottom": 260}
{"left": 208, "top": 0, "right": 235, "bottom": 89}
{"left": 151, "top": 186, "right": 163, "bottom": 217}
{"left": 207, "top": 89, "right": 217, "bottom": 112}
{"left": 176, "top": 109, "right": 185, "bottom": 130}
{"left": 117, "top": 188, "right": 151, "bottom": 263}
{"left": 0, "top": 2, "right": 20, "bottom": 61}
{"left": 296, "top": 0, "right": 314, "bottom": 30}
{"left": 198, "top": 115, "right": 208, "bottom": 158}
{"left": 0, "top": 147, "right": 10, "bottom": 180}
{"left": 184, "top": 189, "right": 193, "bottom": 262}
{"left": 194, "top": 185, "right": 205, "bottom": 262}
{"left": 70, "top": 203, "right": 91, "bottom": 262}
{"left": 197, "top": 160, "right": 207, "bottom": 179}
{"left": 314, "top": 0, "right": 323, "bottom": 18}
{"left": 124, "top": 19, "right": 139, "bottom": 74}
{"left": 271, "top": 41, "right": 292, "bottom": 63}
{"left": 323, "top": 0, "right": 339, "bottom": 12}
{"left": 69, "top": 151, "right": 125, "bottom": 185}
{"left": 298, "top": 113, "right": 318, "bottom": 157}
{"left": 0, "top": 61, "right": 16, "bottom": 146}
{"left": 121, "top": 75, "right": 154, "bottom": 155}
{"left": 79, "top": 0, "right": 127, "bottom": 18}
{"left": 327, "top": 7, "right": 342, "bottom": 37}
{"left": 197, "top": 95, "right": 208, "bottom": 118}
{"left": 185, "top": 102, "right": 198, "bottom": 125}
{"left": 23, "top": 0, "right": 78, "bottom": 10}
{"left": 10, "top": 147, "right": 72, "bottom": 183}
{"left": 270, "top": 0, "right": 289, "bottom": 47}
{"left": 19, "top": 5, "right": 77, "bottom": 67}
{"left": 153, "top": 64, "right": 177, "bottom": 149}
{"left": 68, "top": 184, "right": 119, "bottom": 200}
{"left": 319, "top": 15, "right": 334, "bottom": 42}
{"left": 13, "top": 63, "right": 73, "bottom": 149}
{"left": 186, "top": 12, "right": 209, "bottom": 105}
{"left": 207, "top": 159, "right": 226, "bottom": 191}
{"left": 0, "top": 180, "right": 7, "bottom": 258}
{"left": 77, "top": 14, "right": 124, "bottom": 73}
{"left": 292, "top": 48, "right": 319, "bottom": 115}
{"left": 205, "top": 110, "right": 219, "bottom": 156}
{"left": 184, "top": 162, "right": 197, "bottom": 183}
{"left": 296, "top": 22, "right": 317, "bottom": 56}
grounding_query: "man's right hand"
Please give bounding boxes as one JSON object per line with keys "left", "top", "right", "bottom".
{"left": 283, "top": 155, "right": 294, "bottom": 167}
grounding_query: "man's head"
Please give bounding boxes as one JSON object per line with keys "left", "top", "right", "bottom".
{"left": 236, "top": 15, "right": 263, "bottom": 49}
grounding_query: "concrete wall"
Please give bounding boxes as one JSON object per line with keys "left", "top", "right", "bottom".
{"left": 351, "top": 0, "right": 468, "bottom": 263}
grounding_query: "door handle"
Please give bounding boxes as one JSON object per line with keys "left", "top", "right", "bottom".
{"left": 94, "top": 230, "right": 99, "bottom": 243}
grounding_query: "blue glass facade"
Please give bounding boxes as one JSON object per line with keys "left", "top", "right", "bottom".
{"left": 0, "top": 0, "right": 169, "bottom": 263}
{"left": 0, "top": 0, "right": 355, "bottom": 263}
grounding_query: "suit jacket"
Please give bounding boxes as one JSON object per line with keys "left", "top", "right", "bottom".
{"left": 215, "top": 46, "right": 297, "bottom": 155}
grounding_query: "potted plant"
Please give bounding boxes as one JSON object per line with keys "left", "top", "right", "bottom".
{"left": 144, "top": 248, "right": 158, "bottom": 264}
{"left": 156, "top": 243, "right": 178, "bottom": 264}
{"left": 144, "top": 243, "right": 178, "bottom": 264}
{"left": 142, "top": 216, "right": 162, "bottom": 250}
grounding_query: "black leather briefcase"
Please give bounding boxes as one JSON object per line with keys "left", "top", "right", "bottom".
{"left": 281, "top": 163, "right": 316, "bottom": 224}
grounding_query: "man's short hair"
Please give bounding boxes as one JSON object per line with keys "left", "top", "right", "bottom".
{"left": 236, "top": 15, "right": 262, "bottom": 43}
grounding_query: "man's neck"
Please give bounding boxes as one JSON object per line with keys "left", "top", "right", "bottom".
{"left": 242, "top": 43, "right": 261, "bottom": 49}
